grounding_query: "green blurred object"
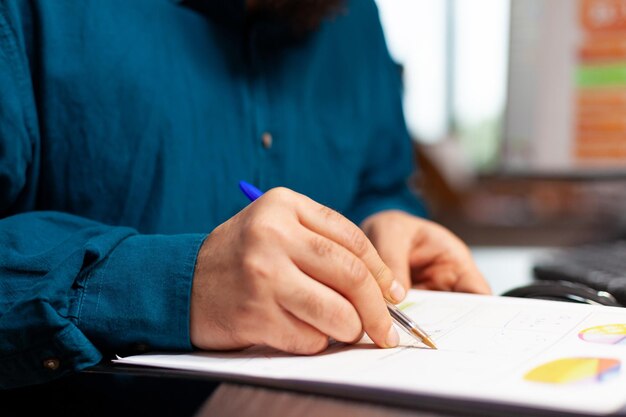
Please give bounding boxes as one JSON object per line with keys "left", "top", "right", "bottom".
{"left": 577, "top": 62, "right": 626, "bottom": 87}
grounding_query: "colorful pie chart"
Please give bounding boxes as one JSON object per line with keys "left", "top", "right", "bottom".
{"left": 579, "top": 324, "right": 626, "bottom": 345}
{"left": 524, "top": 357, "right": 620, "bottom": 385}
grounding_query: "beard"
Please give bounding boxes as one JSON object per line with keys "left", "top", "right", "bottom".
{"left": 248, "top": 0, "right": 346, "bottom": 36}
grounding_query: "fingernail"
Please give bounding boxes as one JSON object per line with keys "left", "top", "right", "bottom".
{"left": 386, "top": 326, "right": 400, "bottom": 348}
{"left": 390, "top": 280, "right": 406, "bottom": 303}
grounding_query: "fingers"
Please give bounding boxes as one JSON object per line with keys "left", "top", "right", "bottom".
{"left": 248, "top": 189, "right": 404, "bottom": 349}
{"left": 453, "top": 265, "right": 491, "bottom": 294}
{"left": 412, "top": 264, "right": 491, "bottom": 294}
{"left": 290, "top": 191, "right": 399, "bottom": 303}
{"left": 192, "top": 189, "right": 405, "bottom": 355}
{"left": 262, "top": 307, "right": 330, "bottom": 355}
{"left": 406, "top": 233, "right": 443, "bottom": 270}
{"left": 275, "top": 263, "right": 363, "bottom": 344}
{"left": 412, "top": 265, "right": 457, "bottom": 291}
{"left": 287, "top": 228, "right": 399, "bottom": 348}
{"left": 405, "top": 220, "right": 492, "bottom": 295}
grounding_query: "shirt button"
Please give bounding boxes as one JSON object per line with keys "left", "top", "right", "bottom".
{"left": 261, "top": 132, "right": 273, "bottom": 149}
{"left": 43, "top": 358, "right": 60, "bottom": 371}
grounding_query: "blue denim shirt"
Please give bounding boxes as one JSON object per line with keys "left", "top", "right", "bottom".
{"left": 0, "top": 0, "right": 425, "bottom": 388}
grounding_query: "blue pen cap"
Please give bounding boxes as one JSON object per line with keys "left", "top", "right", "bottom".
{"left": 239, "top": 181, "right": 264, "bottom": 201}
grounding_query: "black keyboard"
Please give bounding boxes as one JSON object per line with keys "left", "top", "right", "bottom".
{"left": 533, "top": 241, "right": 626, "bottom": 306}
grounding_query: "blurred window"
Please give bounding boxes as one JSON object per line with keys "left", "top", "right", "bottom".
{"left": 375, "top": 0, "right": 510, "bottom": 169}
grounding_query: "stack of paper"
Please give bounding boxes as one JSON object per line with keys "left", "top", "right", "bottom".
{"left": 116, "top": 290, "right": 626, "bottom": 415}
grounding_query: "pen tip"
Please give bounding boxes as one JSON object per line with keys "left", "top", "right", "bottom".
{"left": 410, "top": 328, "right": 438, "bottom": 350}
{"left": 423, "top": 338, "right": 438, "bottom": 350}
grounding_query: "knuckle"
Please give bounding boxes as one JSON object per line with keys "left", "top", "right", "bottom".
{"left": 265, "top": 222, "right": 288, "bottom": 243}
{"left": 265, "top": 187, "right": 293, "bottom": 204}
{"left": 241, "top": 254, "right": 272, "bottom": 282}
{"left": 443, "top": 272, "right": 459, "bottom": 288}
{"left": 318, "top": 204, "right": 339, "bottom": 221}
{"left": 302, "top": 291, "right": 325, "bottom": 320}
{"left": 346, "top": 256, "right": 369, "bottom": 288}
{"left": 373, "top": 263, "right": 391, "bottom": 283}
{"left": 245, "top": 217, "right": 287, "bottom": 245}
{"left": 347, "top": 228, "right": 369, "bottom": 257}
{"left": 309, "top": 235, "right": 334, "bottom": 258}
{"left": 243, "top": 218, "right": 267, "bottom": 242}
{"left": 245, "top": 216, "right": 270, "bottom": 237}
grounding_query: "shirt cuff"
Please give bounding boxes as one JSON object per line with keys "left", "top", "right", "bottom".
{"left": 75, "top": 233, "right": 206, "bottom": 353}
{"left": 0, "top": 320, "right": 102, "bottom": 389}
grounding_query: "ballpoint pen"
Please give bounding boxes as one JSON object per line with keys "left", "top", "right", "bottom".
{"left": 238, "top": 180, "right": 437, "bottom": 349}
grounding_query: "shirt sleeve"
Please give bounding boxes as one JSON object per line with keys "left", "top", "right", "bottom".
{"left": 0, "top": 3, "right": 205, "bottom": 389}
{"left": 0, "top": 213, "right": 205, "bottom": 389}
{"left": 345, "top": 1, "right": 428, "bottom": 225}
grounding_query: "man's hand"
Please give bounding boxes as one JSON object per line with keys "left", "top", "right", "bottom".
{"left": 190, "top": 188, "right": 406, "bottom": 355}
{"left": 361, "top": 211, "right": 490, "bottom": 294}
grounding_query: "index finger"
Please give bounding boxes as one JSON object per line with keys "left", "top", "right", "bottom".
{"left": 290, "top": 190, "right": 404, "bottom": 303}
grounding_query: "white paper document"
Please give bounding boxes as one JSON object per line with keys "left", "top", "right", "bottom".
{"left": 115, "top": 290, "right": 626, "bottom": 415}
